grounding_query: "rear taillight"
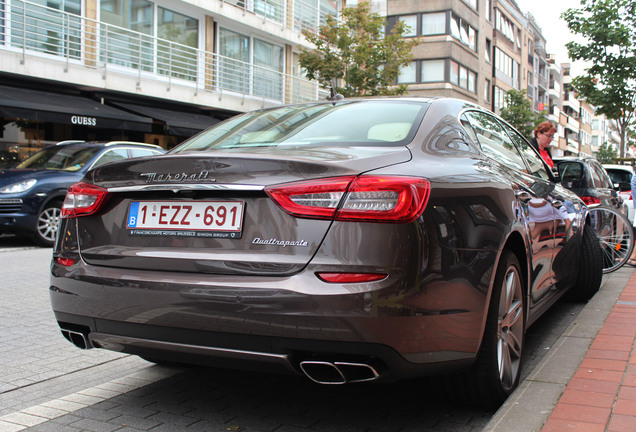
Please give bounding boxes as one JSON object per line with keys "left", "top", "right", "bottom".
{"left": 55, "top": 257, "right": 77, "bottom": 266}
{"left": 580, "top": 196, "right": 601, "bottom": 206}
{"left": 265, "top": 175, "right": 430, "bottom": 223}
{"left": 60, "top": 182, "right": 110, "bottom": 218}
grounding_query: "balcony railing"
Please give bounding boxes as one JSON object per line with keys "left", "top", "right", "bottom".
{"left": 220, "top": 0, "right": 336, "bottom": 34}
{"left": 1, "top": 0, "right": 326, "bottom": 105}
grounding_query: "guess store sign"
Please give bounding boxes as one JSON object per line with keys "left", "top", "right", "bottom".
{"left": 70, "top": 115, "right": 97, "bottom": 126}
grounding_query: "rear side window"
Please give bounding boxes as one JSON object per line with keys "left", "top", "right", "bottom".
{"left": 92, "top": 148, "right": 128, "bottom": 168}
{"left": 558, "top": 162, "right": 584, "bottom": 189}
{"left": 500, "top": 122, "right": 551, "bottom": 180}
{"left": 590, "top": 161, "right": 613, "bottom": 188}
{"left": 129, "top": 148, "right": 162, "bottom": 158}
{"left": 462, "top": 111, "right": 527, "bottom": 172}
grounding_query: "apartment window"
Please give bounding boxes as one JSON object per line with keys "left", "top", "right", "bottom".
{"left": 101, "top": 0, "right": 153, "bottom": 34}
{"left": 398, "top": 58, "right": 476, "bottom": 94}
{"left": 494, "top": 8, "right": 514, "bottom": 42}
{"left": 254, "top": 0, "right": 284, "bottom": 23}
{"left": 99, "top": 0, "right": 154, "bottom": 71}
{"left": 450, "top": 14, "right": 477, "bottom": 51}
{"left": 399, "top": 15, "right": 418, "bottom": 37}
{"left": 485, "top": 0, "right": 492, "bottom": 22}
{"left": 494, "top": 86, "right": 507, "bottom": 111}
{"left": 495, "top": 47, "right": 520, "bottom": 88}
{"left": 421, "top": 12, "right": 446, "bottom": 35}
{"left": 294, "top": 0, "right": 337, "bottom": 33}
{"left": 219, "top": 28, "right": 250, "bottom": 94}
{"left": 253, "top": 39, "right": 284, "bottom": 100}
{"left": 9, "top": 0, "right": 82, "bottom": 58}
{"left": 485, "top": 38, "right": 492, "bottom": 63}
{"left": 157, "top": 7, "right": 198, "bottom": 81}
{"left": 485, "top": 78, "right": 491, "bottom": 102}
{"left": 450, "top": 60, "right": 476, "bottom": 93}
{"left": 421, "top": 60, "right": 445, "bottom": 82}
{"left": 398, "top": 62, "right": 417, "bottom": 83}
{"left": 218, "top": 28, "right": 284, "bottom": 100}
{"left": 461, "top": 0, "right": 478, "bottom": 10}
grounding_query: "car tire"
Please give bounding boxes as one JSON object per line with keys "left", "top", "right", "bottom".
{"left": 33, "top": 201, "right": 62, "bottom": 247}
{"left": 461, "top": 250, "right": 525, "bottom": 409}
{"left": 566, "top": 227, "right": 603, "bottom": 302}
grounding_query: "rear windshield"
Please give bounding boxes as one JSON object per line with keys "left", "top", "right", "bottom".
{"left": 171, "top": 101, "right": 429, "bottom": 153}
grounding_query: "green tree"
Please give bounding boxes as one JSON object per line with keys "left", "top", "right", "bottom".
{"left": 298, "top": 1, "right": 416, "bottom": 97}
{"left": 499, "top": 89, "right": 546, "bottom": 139}
{"left": 561, "top": 0, "right": 636, "bottom": 158}
{"left": 595, "top": 142, "right": 618, "bottom": 164}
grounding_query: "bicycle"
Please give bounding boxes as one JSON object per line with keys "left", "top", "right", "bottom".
{"left": 586, "top": 205, "right": 634, "bottom": 274}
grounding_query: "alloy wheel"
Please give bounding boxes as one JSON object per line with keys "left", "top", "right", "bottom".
{"left": 37, "top": 206, "right": 61, "bottom": 243}
{"left": 497, "top": 266, "right": 523, "bottom": 391}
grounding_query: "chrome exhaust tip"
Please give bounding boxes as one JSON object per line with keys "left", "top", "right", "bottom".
{"left": 61, "top": 329, "right": 92, "bottom": 349}
{"left": 299, "top": 360, "right": 380, "bottom": 384}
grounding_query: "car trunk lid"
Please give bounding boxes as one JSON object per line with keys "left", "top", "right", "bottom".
{"left": 75, "top": 147, "right": 411, "bottom": 276}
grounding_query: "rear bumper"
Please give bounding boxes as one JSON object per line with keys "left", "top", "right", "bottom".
{"left": 50, "top": 258, "right": 488, "bottom": 380}
{"left": 53, "top": 311, "right": 475, "bottom": 382}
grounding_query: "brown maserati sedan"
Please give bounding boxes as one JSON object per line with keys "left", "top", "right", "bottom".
{"left": 50, "top": 97, "right": 602, "bottom": 408}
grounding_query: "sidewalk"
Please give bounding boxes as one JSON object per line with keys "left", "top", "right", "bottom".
{"left": 485, "top": 267, "right": 636, "bottom": 431}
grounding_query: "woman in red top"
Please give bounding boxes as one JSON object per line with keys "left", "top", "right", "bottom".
{"left": 530, "top": 121, "right": 557, "bottom": 168}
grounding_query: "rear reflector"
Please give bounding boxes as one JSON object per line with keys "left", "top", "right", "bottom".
{"left": 265, "top": 175, "right": 430, "bottom": 223}
{"left": 316, "top": 273, "right": 388, "bottom": 283}
{"left": 60, "top": 182, "right": 110, "bottom": 218}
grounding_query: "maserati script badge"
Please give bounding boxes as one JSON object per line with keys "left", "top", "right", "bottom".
{"left": 140, "top": 171, "right": 215, "bottom": 183}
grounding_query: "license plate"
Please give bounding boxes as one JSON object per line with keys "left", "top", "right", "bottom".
{"left": 126, "top": 201, "right": 244, "bottom": 235}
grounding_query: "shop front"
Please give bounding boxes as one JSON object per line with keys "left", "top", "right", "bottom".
{"left": 0, "top": 82, "right": 226, "bottom": 168}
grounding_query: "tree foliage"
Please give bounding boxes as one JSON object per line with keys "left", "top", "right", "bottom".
{"left": 561, "top": 0, "right": 636, "bottom": 157}
{"left": 499, "top": 89, "right": 546, "bottom": 139}
{"left": 595, "top": 142, "right": 618, "bottom": 164}
{"left": 298, "top": 1, "right": 416, "bottom": 97}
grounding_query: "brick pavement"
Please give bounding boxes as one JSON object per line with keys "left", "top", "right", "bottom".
{"left": 541, "top": 270, "right": 636, "bottom": 432}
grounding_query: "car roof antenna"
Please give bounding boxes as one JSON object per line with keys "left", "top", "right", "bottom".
{"left": 327, "top": 81, "right": 344, "bottom": 102}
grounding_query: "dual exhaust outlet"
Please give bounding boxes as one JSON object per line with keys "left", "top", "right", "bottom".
{"left": 59, "top": 328, "right": 382, "bottom": 385}
{"left": 299, "top": 360, "right": 381, "bottom": 384}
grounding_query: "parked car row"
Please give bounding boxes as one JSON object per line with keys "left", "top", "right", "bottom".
{"left": 49, "top": 97, "right": 604, "bottom": 409}
{"left": 0, "top": 141, "right": 165, "bottom": 246}
{"left": 553, "top": 156, "right": 630, "bottom": 221}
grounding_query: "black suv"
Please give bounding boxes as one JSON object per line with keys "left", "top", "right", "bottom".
{"left": 0, "top": 141, "right": 165, "bottom": 246}
{"left": 553, "top": 156, "right": 626, "bottom": 214}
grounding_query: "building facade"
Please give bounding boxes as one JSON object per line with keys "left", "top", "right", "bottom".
{"left": 0, "top": 0, "right": 335, "bottom": 165}
{"left": 381, "top": 0, "right": 618, "bottom": 159}
{"left": 1, "top": 0, "right": 621, "bottom": 167}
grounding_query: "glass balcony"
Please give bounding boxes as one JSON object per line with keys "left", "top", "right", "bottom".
{"left": 1, "top": 0, "right": 325, "bottom": 104}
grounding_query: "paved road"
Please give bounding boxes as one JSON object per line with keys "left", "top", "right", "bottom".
{"left": 0, "top": 236, "right": 587, "bottom": 432}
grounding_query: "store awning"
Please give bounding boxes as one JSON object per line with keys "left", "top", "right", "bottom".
{"left": 110, "top": 101, "right": 221, "bottom": 137}
{"left": 0, "top": 85, "right": 153, "bottom": 132}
